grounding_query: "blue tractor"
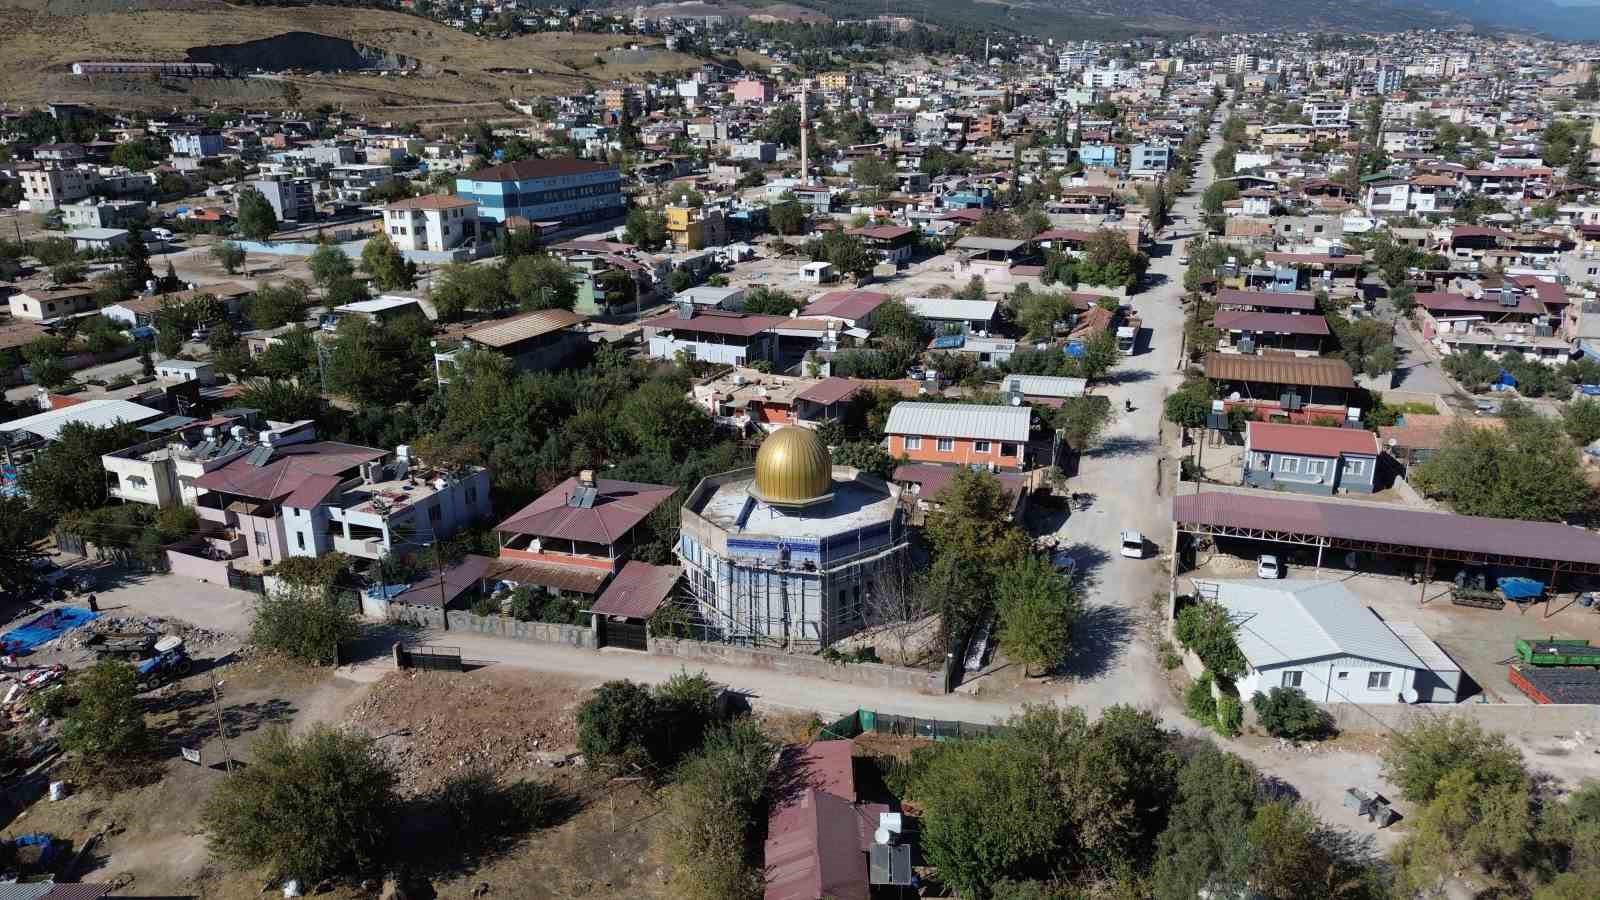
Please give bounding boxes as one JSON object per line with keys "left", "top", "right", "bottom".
{"left": 135, "top": 636, "right": 193, "bottom": 691}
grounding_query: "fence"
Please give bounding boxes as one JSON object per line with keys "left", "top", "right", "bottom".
{"left": 395, "top": 643, "right": 463, "bottom": 672}
{"left": 648, "top": 637, "right": 943, "bottom": 694}
{"left": 819, "top": 708, "right": 1006, "bottom": 742}
{"left": 443, "top": 611, "right": 594, "bottom": 648}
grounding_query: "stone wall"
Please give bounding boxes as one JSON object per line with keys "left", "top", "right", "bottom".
{"left": 648, "top": 637, "right": 943, "bottom": 694}
{"left": 443, "top": 611, "right": 595, "bottom": 649}
{"left": 1320, "top": 701, "right": 1600, "bottom": 736}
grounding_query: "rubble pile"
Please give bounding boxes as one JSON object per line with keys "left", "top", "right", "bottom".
{"left": 345, "top": 670, "right": 589, "bottom": 795}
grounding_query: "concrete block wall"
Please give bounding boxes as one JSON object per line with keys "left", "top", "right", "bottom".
{"left": 443, "top": 611, "right": 595, "bottom": 649}
{"left": 648, "top": 637, "right": 943, "bottom": 694}
{"left": 1320, "top": 701, "right": 1600, "bottom": 735}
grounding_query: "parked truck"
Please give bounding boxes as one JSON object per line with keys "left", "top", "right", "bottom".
{"left": 1116, "top": 318, "right": 1141, "bottom": 355}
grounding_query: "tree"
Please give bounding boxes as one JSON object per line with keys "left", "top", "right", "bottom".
{"left": 430, "top": 261, "right": 509, "bottom": 321}
{"left": 768, "top": 198, "right": 807, "bottom": 236}
{"left": 1248, "top": 799, "right": 1378, "bottom": 900}
{"left": 1578, "top": 72, "right": 1600, "bottom": 102}
{"left": 236, "top": 186, "right": 278, "bottom": 242}
{"left": 577, "top": 680, "right": 660, "bottom": 766}
{"left": 1152, "top": 747, "right": 1258, "bottom": 900}
{"left": 211, "top": 241, "right": 246, "bottom": 275}
{"left": 1174, "top": 599, "right": 1246, "bottom": 679}
{"left": 806, "top": 232, "right": 875, "bottom": 280}
{"left": 1068, "top": 331, "right": 1121, "bottom": 382}
{"left": 1412, "top": 416, "right": 1593, "bottom": 521}
{"left": 307, "top": 242, "right": 355, "bottom": 296}
{"left": 924, "top": 469, "right": 1033, "bottom": 629}
{"left": 1252, "top": 686, "right": 1333, "bottom": 740}
{"left": 203, "top": 726, "right": 397, "bottom": 883}
{"left": 22, "top": 420, "right": 143, "bottom": 517}
{"left": 359, "top": 232, "right": 415, "bottom": 291}
{"left": 1381, "top": 716, "right": 1527, "bottom": 805}
{"left": 49, "top": 261, "right": 85, "bottom": 285}
{"left": 246, "top": 281, "right": 310, "bottom": 329}
{"left": 661, "top": 719, "right": 776, "bottom": 900}
{"left": 1564, "top": 398, "right": 1600, "bottom": 447}
{"left": 249, "top": 584, "right": 361, "bottom": 665}
{"left": 506, "top": 254, "right": 577, "bottom": 310}
{"left": 110, "top": 141, "right": 155, "bottom": 172}
{"left": 324, "top": 316, "right": 433, "bottom": 407}
{"left": 623, "top": 206, "right": 668, "bottom": 249}
{"left": 0, "top": 497, "right": 48, "bottom": 601}
{"left": 830, "top": 440, "right": 895, "bottom": 480}
{"left": 238, "top": 378, "right": 325, "bottom": 422}
{"left": 914, "top": 737, "right": 1066, "bottom": 897}
{"left": 121, "top": 229, "right": 155, "bottom": 292}
{"left": 255, "top": 327, "right": 318, "bottom": 380}
{"left": 995, "top": 555, "right": 1081, "bottom": 677}
{"left": 1013, "top": 289, "right": 1069, "bottom": 340}
{"left": 60, "top": 660, "right": 150, "bottom": 767}
{"left": 1078, "top": 229, "right": 1147, "bottom": 291}
{"left": 740, "top": 286, "right": 804, "bottom": 316}
{"left": 1054, "top": 397, "right": 1114, "bottom": 452}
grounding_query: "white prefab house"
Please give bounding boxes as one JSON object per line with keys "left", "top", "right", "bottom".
{"left": 1199, "top": 579, "right": 1458, "bottom": 704}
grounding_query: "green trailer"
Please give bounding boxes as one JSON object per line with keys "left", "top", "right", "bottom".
{"left": 1515, "top": 637, "right": 1600, "bottom": 667}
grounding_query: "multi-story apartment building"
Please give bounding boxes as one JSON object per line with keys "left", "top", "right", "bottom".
{"left": 247, "top": 176, "right": 316, "bottom": 222}
{"left": 883, "top": 402, "right": 1034, "bottom": 471}
{"left": 21, "top": 166, "right": 90, "bottom": 211}
{"left": 381, "top": 195, "right": 479, "bottom": 252}
{"left": 169, "top": 129, "right": 226, "bottom": 158}
{"left": 455, "top": 158, "right": 625, "bottom": 226}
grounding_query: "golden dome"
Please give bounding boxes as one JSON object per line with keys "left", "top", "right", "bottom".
{"left": 752, "top": 426, "right": 834, "bottom": 507}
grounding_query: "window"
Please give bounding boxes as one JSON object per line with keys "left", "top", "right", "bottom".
{"left": 936, "top": 438, "right": 954, "bottom": 452}
{"left": 466, "top": 485, "right": 478, "bottom": 504}
{"left": 1367, "top": 671, "right": 1391, "bottom": 690}
{"left": 1337, "top": 671, "right": 1349, "bottom": 680}
{"left": 428, "top": 504, "right": 443, "bottom": 524}
{"left": 296, "top": 532, "right": 305, "bottom": 550}
{"left": 1000, "top": 443, "right": 1018, "bottom": 458}
{"left": 1277, "top": 456, "right": 1300, "bottom": 474}
{"left": 254, "top": 530, "right": 268, "bottom": 545}
{"left": 974, "top": 441, "right": 992, "bottom": 453}
{"left": 1280, "top": 670, "right": 1304, "bottom": 688}
{"left": 1344, "top": 458, "right": 1367, "bottom": 477}
{"left": 904, "top": 436, "right": 922, "bottom": 450}
{"left": 1305, "top": 459, "right": 1327, "bottom": 478}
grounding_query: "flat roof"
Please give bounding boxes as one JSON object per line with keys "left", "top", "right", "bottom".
{"left": 695, "top": 471, "right": 896, "bottom": 541}
{"left": 1174, "top": 491, "right": 1600, "bottom": 569}
{"left": 903, "top": 297, "right": 998, "bottom": 321}
{"left": 336, "top": 297, "right": 421, "bottom": 315}
{"left": 67, "top": 227, "right": 129, "bottom": 240}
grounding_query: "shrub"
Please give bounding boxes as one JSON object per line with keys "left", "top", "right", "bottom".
{"left": 1382, "top": 715, "right": 1526, "bottom": 804}
{"left": 1251, "top": 686, "right": 1334, "bottom": 741}
{"left": 250, "top": 584, "right": 361, "bottom": 665}
{"left": 59, "top": 661, "right": 150, "bottom": 770}
{"left": 661, "top": 719, "right": 776, "bottom": 900}
{"left": 1215, "top": 695, "right": 1243, "bottom": 737}
{"left": 577, "top": 675, "right": 725, "bottom": 772}
{"left": 1174, "top": 600, "right": 1247, "bottom": 679}
{"left": 1185, "top": 672, "right": 1217, "bottom": 724}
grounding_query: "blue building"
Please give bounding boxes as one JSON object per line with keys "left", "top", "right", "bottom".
{"left": 1078, "top": 144, "right": 1118, "bottom": 168}
{"left": 170, "top": 130, "right": 225, "bottom": 158}
{"left": 1131, "top": 143, "right": 1172, "bottom": 175}
{"left": 455, "top": 158, "right": 625, "bottom": 226}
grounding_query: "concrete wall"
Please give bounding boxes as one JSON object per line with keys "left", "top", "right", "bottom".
{"left": 444, "top": 611, "right": 595, "bottom": 648}
{"left": 165, "top": 548, "right": 231, "bottom": 583}
{"left": 1320, "top": 701, "right": 1600, "bottom": 735}
{"left": 648, "top": 636, "right": 944, "bottom": 694}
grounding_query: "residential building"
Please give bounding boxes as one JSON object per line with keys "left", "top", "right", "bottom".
{"left": 1130, "top": 143, "right": 1173, "bottom": 177}
{"left": 642, "top": 307, "right": 780, "bottom": 366}
{"left": 731, "top": 79, "right": 772, "bottom": 104}
{"left": 1378, "top": 414, "right": 1504, "bottom": 473}
{"left": 382, "top": 194, "right": 479, "bottom": 252}
{"left": 332, "top": 296, "right": 426, "bottom": 326}
{"left": 1196, "top": 579, "right": 1457, "bottom": 703}
{"left": 169, "top": 129, "right": 225, "bottom": 158}
{"left": 844, "top": 225, "right": 916, "bottom": 264}
{"left": 152, "top": 359, "right": 216, "bottom": 386}
{"left": 764, "top": 740, "right": 895, "bottom": 900}
{"left": 66, "top": 227, "right": 130, "bottom": 254}
{"left": 903, "top": 297, "right": 999, "bottom": 333}
{"left": 1212, "top": 310, "right": 1330, "bottom": 356}
{"left": 248, "top": 176, "right": 316, "bottom": 222}
{"left": 433, "top": 309, "right": 589, "bottom": 383}
{"left": 8, "top": 285, "right": 97, "bottom": 322}
{"left": 678, "top": 426, "right": 908, "bottom": 649}
{"left": 1243, "top": 421, "right": 1379, "bottom": 495}
{"left": 999, "top": 374, "right": 1088, "bottom": 408}
{"left": 664, "top": 204, "right": 727, "bottom": 250}
{"left": 60, "top": 199, "right": 146, "bottom": 230}
{"left": 883, "top": 402, "right": 1033, "bottom": 470}
{"left": 456, "top": 158, "right": 625, "bottom": 226}
{"left": 1203, "top": 352, "right": 1360, "bottom": 422}
{"left": 20, "top": 166, "right": 90, "bottom": 212}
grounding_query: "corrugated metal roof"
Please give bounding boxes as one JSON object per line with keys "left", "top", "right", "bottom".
{"left": 0, "top": 398, "right": 164, "bottom": 441}
{"left": 883, "top": 402, "right": 1030, "bottom": 442}
{"left": 904, "top": 298, "right": 998, "bottom": 322}
{"left": 1212, "top": 310, "right": 1331, "bottom": 336}
{"left": 1247, "top": 421, "right": 1379, "bottom": 457}
{"left": 1003, "top": 374, "right": 1087, "bottom": 399}
{"left": 1202, "top": 579, "right": 1425, "bottom": 670}
{"left": 464, "top": 309, "right": 585, "bottom": 348}
{"left": 1173, "top": 492, "right": 1600, "bottom": 567}
{"left": 953, "top": 235, "right": 1026, "bottom": 252}
{"left": 1387, "top": 621, "right": 1460, "bottom": 673}
{"left": 591, "top": 561, "right": 681, "bottom": 619}
{"left": 1204, "top": 352, "right": 1356, "bottom": 389}
{"left": 0, "top": 885, "right": 56, "bottom": 900}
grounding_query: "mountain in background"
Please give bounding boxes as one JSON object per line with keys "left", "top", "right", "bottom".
{"left": 1406, "top": 0, "right": 1600, "bottom": 39}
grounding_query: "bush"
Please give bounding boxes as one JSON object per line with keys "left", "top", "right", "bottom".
{"left": 203, "top": 725, "right": 397, "bottom": 882}
{"left": 577, "top": 675, "right": 724, "bottom": 772}
{"left": 1174, "top": 600, "right": 1247, "bottom": 679}
{"left": 59, "top": 661, "right": 150, "bottom": 773}
{"left": 1382, "top": 715, "right": 1526, "bottom": 804}
{"left": 1215, "top": 695, "right": 1243, "bottom": 737}
{"left": 250, "top": 584, "right": 361, "bottom": 665}
{"left": 1186, "top": 672, "right": 1217, "bottom": 724}
{"left": 1252, "top": 686, "right": 1333, "bottom": 741}
{"left": 429, "top": 767, "right": 571, "bottom": 859}
{"left": 661, "top": 719, "right": 776, "bottom": 900}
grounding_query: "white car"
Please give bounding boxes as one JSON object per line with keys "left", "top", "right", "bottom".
{"left": 1257, "top": 554, "right": 1283, "bottom": 579}
{"left": 1120, "top": 530, "right": 1145, "bottom": 559}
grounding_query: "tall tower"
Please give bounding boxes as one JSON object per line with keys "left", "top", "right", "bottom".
{"left": 799, "top": 84, "right": 809, "bottom": 185}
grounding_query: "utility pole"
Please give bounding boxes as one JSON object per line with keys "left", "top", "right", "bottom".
{"left": 209, "top": 672, "right": 235, "bottom": 773}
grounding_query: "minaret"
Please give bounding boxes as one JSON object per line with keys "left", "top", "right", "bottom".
{"left": 800, "top": 84, "right": 809, "bottom": 185}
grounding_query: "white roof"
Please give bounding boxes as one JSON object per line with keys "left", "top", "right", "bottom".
{"left": 0, "top": 398, "right": 164, "bottom": 441}
{"left": 336, "top": 296, "right": 420, "bottom": 315}
{"left": 1201, "top": 579, "right": 1426, "bottom": 671}
{"left": 1002, "top": 374, "right": 1087, "bottom": 399}
{"left": 905, "top": 298, "right": 998, "bottom": 322}
{"left": 1386, "top": 621, "right": 1460, "bottom": 673}
{"left": 155, "top": 359, "right": 210, "bottom": 370}
{"left": 67, "top": 227, "right": 129, "bottom": 241}
{"left": 883, "top": 402, "right": 1031, "bottom": 442}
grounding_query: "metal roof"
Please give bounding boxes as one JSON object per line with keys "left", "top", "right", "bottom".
{"left": 66, "top": 227, "right": 129, "bottom": 241}
{"left": 1204, "top": 352, "right": 1356, "bottom": 389}
{"left": 883, "top": 402, "right": 1030, "bottom": 442}
{"left": 590, "top": 561, "right": 681, "bottom": 619}
{"left": 0, "top": 398, "right": 164, "bottom": 441}
{"left": 463, "top": 309, "right": 585, "bottom": 348}
{"left": 903, "top": 297, "right": 998, "bottom": 322}
{"left": 1002, "top": 374, "right": 1087, "bottom": 399}
{"left": 1173, "top": 492, "right": 1600, "bottom": 568}
{"left": 1212, "top": 310, "right": 1331, "bottom": 336}
{"left": 496, "top": 476, "right": 677, "bottom": 545}
{"left": 1201, "top": 579, "right": 1426, "bottom": 670}
{"left": 953, "top": 235, "right": 1027, "bottom": 252}
{"left": 1387, "top": 621, "right": 1460, "bottom": 673}
{"left": 1215, "top": 289, "right": 1318, "bottom": 311}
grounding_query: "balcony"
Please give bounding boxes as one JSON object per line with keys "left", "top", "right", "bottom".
{"left": 207, "top": 532, "right": 246, "bottom": 559}
{"left": 332, "top": 534, "right": 385, "bottom": 559}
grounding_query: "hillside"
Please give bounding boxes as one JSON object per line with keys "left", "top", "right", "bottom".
{"left": 0, "top": 2, "right": 715, "bottom": 114}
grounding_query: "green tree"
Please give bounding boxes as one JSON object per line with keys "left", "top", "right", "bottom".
{"left": 49, "top": 261, "right": 86, "bottom": 285}
{"left": 1252, "top": 687, "right": 1333, "bottom": 740}
{"left": 110, "top": 141, "right": 155, "bottom": 172}
{"left": 60, "top": 660, "right": 150, "bottom": 767}
{"left": 806, "top": 232, "right": 875, "bottom": 279}
{"left": 507, "top": 254, "right": 578, "bottom": 310}
{"left": 995, "top": 554, "right": 1081, "bottom": 677}
{"left": 1174, "top": 599, "right": 1246, "bottom": 679}
{"left": 577, "top": 680, "right": 660, "bottom": 766}
{"left": 1053, "top": 397, "right": 1114, "bottom": 453}
{"left": 1249, "top": 799, "right": 1382, "bottom": 900}
{"left": 0, "top": 497, "right": 49, "bottom": 601}
{"left": 238, "top": 378, "right": 325, "bottom": 422}
{"left": 324, "top": 315, "right": 432, "bottom": 406}
{"left": 740, "top": 286, "right": 804, "bottom": 316}
{"left": 1152, "top": 747, "right": 1258, "bottom": 900}
{"left": 235, "top": 186, "right": 278, "bottom": 242}
{"left": 211, "top": 241, "right": 247, "bottom": 275}
{"left": 203, "top": 726, "right": 397, "bottom": 883}
{"left": 359, "top": 231, "right": 415, "bottom": 291}
{"left": 430, "top": 261, "right": 510, "bottom": 321}
{"left": 1412, "top": 416, "right": 1594, "bottom": 521}
{"left": 1013, "top": 288, "right": 1070, "bottom": 340}
{"left": 246, "top": 281, "right": 310, "bottom": 329}
{"left": 623, "top": 206, "right": 668, "bottom": 249}
{"left": 1563, "top": 397, "right": 1600, "bottom": 447}
{"left": 768, "top": 198, "right": 807, "bottom": 236}
{"left": 1381, "top": 716, "right": 1527, "bottom": 804}
{"left": 661, "top": 719, "right": 776, "bottom": 900}
{"left": 249, "top": 584, "right": 361, "bottom": 665}
{"left": 307, "top": 242, "right": 356, "bottom": 296}
{"left": 22, "top": 420, "right": 142, "bottom": 516}
{"left": 829, "top": 440, "right": 895, "bottom": 480}
{"left": 924, "top": 469, "right": 1033, "bottom": 629}
{"left": 255, "top": 327, "right": 318, "bottom": 380}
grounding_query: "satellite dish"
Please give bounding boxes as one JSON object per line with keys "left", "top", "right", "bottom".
{"left": 1010, "top": 394, "right": 1022, "bottom": 406}
{"left": 1399, "top": 688, "right": 1418, "bottom": 704}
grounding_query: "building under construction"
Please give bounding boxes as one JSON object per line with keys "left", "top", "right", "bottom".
{"left": 676, "top": 426, "right": 908, "bottom": 650}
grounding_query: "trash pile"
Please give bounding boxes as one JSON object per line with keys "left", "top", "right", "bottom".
{"left": 346, "top": 669, "right": 589, "bottom": 795}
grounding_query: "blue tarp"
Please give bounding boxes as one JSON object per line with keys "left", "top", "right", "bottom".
{"left": 1495, "top": 369, "right": 1518, "bottom": 387}
{"left": 1065, "top": 341, "right": 1087, "bottom": 358}
{"left": 1497, "top": 577, "right": 1545, "bottom": 601}
{"left": 1580, "top": 384, "right": 1600, "bottom": 397}
{"left": 366, "top": 583, "right": 409, "bottom": 601}
{"left": 0, "top": 607, "right": 99, "bottom": 656}
{"left": 931, "top": 334, "right": 965, "bottom": 350}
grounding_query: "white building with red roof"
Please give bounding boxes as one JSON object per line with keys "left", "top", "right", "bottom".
{"left": 381, "top": 193, "right": 479, "bottom": 252}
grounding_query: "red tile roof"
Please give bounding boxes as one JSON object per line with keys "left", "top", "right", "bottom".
{"left": 384, "top": 193, "right": 477, "bottom": 211}
{"left": 496, "top": 477, "right": 676, "bottom": 545}
{"left": 190, "top": 442, "right": 385, "bottom": 502}
{"left": 591, "top": 561, "right": 681, "bottom": 619}
{"left": 845, "top": 224, "right": 913, "bottom": 241}
{"left": 1212, "top": 310, "right": 1330, "bottom": 336}
{"left": 803, "top": 290, "right": 889, "bottom": 322}
{"left": 1248, "top": 421, "right": 1378, "bottom": 457}
{"left": 795, "top": 377, "right": 863, "bottom": 407}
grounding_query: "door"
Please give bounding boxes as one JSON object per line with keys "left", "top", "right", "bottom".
{"left": 600, "top": 617, "right": 648, "bottom": 652}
